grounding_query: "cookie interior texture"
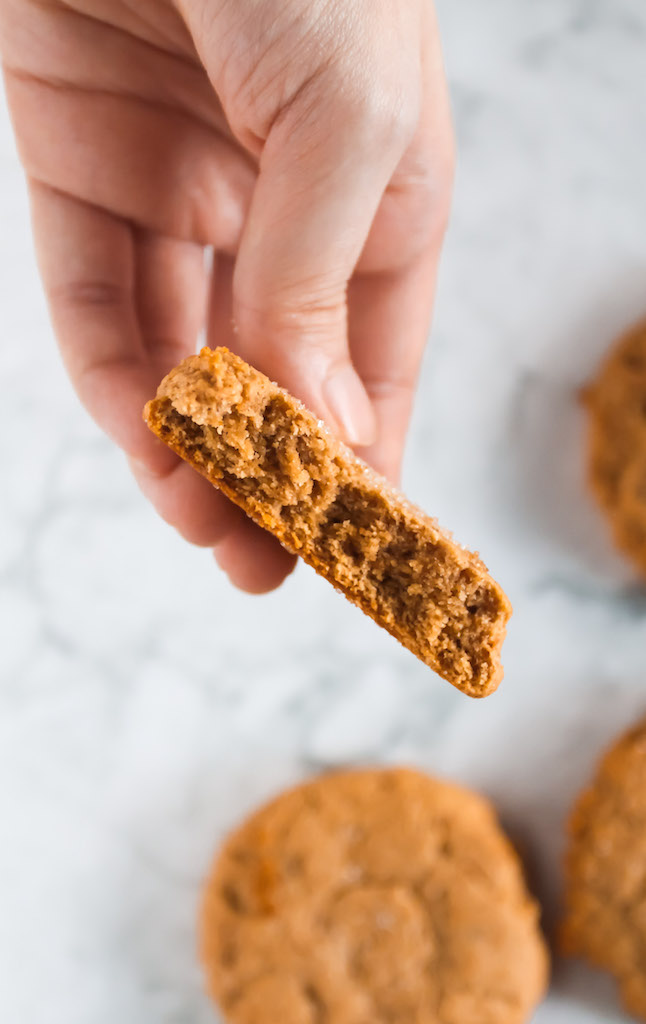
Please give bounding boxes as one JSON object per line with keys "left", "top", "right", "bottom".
{"left": 585, "top": 319, "right": 646, "bottom": 577}
{"left": 144, "top": 348, "right": 511, "bottom": 697}
{"left": 200, "top": 768, "right": 548, "bottom": 1024}
{"left": 561, "top": 718, "right": 646, "bottom": 1021}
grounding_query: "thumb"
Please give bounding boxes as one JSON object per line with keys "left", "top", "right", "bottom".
{"left": 231, "top": 75, "right": 415, "bottom": 447}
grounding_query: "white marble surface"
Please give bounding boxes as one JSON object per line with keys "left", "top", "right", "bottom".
{"left": 2, "top": 1, "right": 646, "bottom": 1021}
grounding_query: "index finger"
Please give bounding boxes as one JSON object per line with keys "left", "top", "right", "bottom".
{"left": 349, "top": 251, "right": 446, "bottom": 483}
{"left": 350, "top": 21, "right": 454, "bottom": 481}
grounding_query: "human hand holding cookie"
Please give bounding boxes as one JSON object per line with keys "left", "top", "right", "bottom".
{"left": 1, "top": 0, "right": 454, "bottom": 593}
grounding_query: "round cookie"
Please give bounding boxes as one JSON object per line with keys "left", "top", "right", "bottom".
{"left": 585, "top": 318, "right": 646, "bottom": 576}
{"left": 200, "top": 768, "right": 548, "bottom": 1024}
{"left": 561, "top": 718, "right": 646, "bottom": 1020}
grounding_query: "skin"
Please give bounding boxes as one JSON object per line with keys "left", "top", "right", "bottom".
{"left": 0, "top": 0, "right": 454, "bottom": 593}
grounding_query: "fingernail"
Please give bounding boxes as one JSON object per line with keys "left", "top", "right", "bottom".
{"left": 323, "top": 366, "right": 377, "bottom": 447}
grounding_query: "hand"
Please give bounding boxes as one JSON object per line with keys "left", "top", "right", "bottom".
{"left": 1, "top": 0, "right": 454, "bottom": 592}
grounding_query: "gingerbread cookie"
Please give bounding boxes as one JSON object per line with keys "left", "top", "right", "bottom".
{"left": 145, "top": 348, "right": 511, "bottom": 697}
{"left": 200, "top": 768, "right": 548, "bottom": 1024}
{"left": 561, "top": 717, "right": 646, "bottom": 1019}
{"left": 585, "top": 318, "right": 646, "bottom": 577}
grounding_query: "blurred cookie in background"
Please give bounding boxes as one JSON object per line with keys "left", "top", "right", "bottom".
{"left": 200, "top": 767, "right": 548, "bottom": 1024}
{"left": 584, "top": 319, "right": 646, "bottom": 577}
{"left": 561, "top": 716, "right": 646, "bottom": 1020}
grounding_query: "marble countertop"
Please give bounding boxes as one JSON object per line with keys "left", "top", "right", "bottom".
{"left": 2, "top": 1, "right": 646, "bottom": 1021}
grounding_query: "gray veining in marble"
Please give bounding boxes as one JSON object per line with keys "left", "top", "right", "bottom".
{"left": 2, "top": 1, "right": 646, "bottom": 1021}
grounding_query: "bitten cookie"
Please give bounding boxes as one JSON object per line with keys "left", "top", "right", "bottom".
{"left": 144, "top": 347, "right": 511, "bottom": 697}
{"left": 584, "top": 318, "right": 646, "bottom": 577}
{"left": 561, "top": 718, "right": 646, "bottom": 1020}
{"left": 200, "top": 768, "right": 548, "bottom": 1024}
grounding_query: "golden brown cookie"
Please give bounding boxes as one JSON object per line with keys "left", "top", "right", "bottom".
{"left": 585, "top": 318, "right": 646, "bottom": 577}
{"left": 200, "top": 768, "right": 548, "bottom": 1024}
{"left": 144, "top": 348, "right": 511, "bottom": 697}
{"left": 561, "top": 717, "right": 646, "bottom": 1019}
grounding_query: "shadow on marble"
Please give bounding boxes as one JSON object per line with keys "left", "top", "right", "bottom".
{"left": 550, "top": 960, "right": 633, "bottom": 1024}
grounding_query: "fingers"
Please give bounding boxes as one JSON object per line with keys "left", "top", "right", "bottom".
{"left": 213, "top": 517, "right": 297, "bottom": 594}
{"left": 6, "top": 68, "right": 253, "bottom": 249}
{"left": 128, "top": 455, "right": 248, "bottom": 548}
{"left": 29, "top": 180, "right": 292, "bottom": 589}
{"left": 349, "top": 13, "right": 454, "bottom": 482}
{"left": 228, "top": 67, "right": 421, "bottom": 449}
{"left": 27, "top": 179, "right": 169, "bottom": 465}
{"left": 25, "top": 184, "right": 236, "bottom": 558}
{"left": 134, "top": 229, "right": 207, "bottom": 370}
{"left": 356, "top": 3, "right": 454, "bottom": 276}
{"left": 126, "top": 229, "right": 261, "bottom": 555}
{"left": 128, "top": 228, "right": 253, "bottom": 550}
{"left": 349, "top": 253, "right": 443, "bottom": 483}
{"left": 206, "top": 250, "right": 297, "bottom": 586}
{"left": 1, "top": 0, "right": 227, "bottom": 134}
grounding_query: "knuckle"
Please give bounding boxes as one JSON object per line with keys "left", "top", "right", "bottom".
{"left": 362, "top": 376, "right": 415, "bottom": 402}
{"left": 48, "top": 278, "right": 131, "bottom": 312}
{"left": 232, "top": 285, "right": 349, "bottom": 377}
{"left": 235, "top": 293, "right": 346, "bottom": 353}
{"left": 234, "top": 274, "right": 346, "bottom": 337}
{"left": 409, "top": 201, "right": 450, "bottom": 262}
{"left": 391, "top": 150, "right": 455, "bottom": 261}
{"left": 214, "top": 12, "right": 327, "bottom": 140}
{"left": 429, "top": 167, "right": 455, "bottom": 239}
{"left": 369, "top": 183, "right": 451, "bottom": 272}
{"left": 338, "top": 76, "right": 420, "bottom": 150}
{"left": 392, "top": 87, "right": 422, "bottom": 145}
{"left": 438, "top": 133, "right": 457, "bottom": 200}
